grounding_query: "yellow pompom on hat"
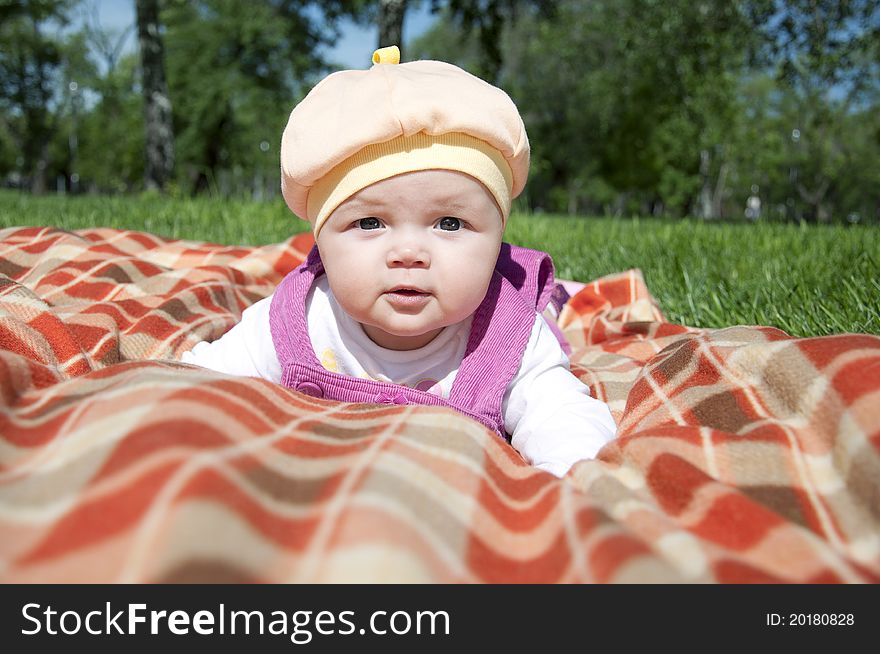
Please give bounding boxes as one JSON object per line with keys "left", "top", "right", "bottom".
{"left": 280, "top": 45, "right": 530, "bottom": 236}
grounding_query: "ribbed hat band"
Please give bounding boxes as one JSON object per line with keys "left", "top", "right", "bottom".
{"left": 308, "top": 132, "right": 513, "bottom": 236}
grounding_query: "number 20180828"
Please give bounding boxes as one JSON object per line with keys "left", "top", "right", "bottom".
{"left": 766, "top": 613, "right": 854, "bottom": 626}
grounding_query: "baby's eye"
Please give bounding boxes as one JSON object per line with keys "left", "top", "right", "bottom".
{"left": 437, "top": 216, "right": 461, "bottom": 231}
{"left": 357, "top": 217, "right": 382, "bottom": 230}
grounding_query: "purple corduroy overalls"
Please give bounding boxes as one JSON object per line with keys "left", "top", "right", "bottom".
{"left": 269, "top": 243, "right": 565, "bottom": 438}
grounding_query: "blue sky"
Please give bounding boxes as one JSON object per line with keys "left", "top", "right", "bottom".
{"left": 82, "top": 0, "right": 436, "bottom": 69}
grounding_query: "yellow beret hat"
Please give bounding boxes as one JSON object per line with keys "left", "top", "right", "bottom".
{"left": 280, "top": 46, "right": 530, "bottom": 235}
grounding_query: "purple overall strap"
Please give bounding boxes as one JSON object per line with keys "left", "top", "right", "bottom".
{"left": 495, "top": 242, "right": 570, "bottom": 354}
{"left": 269, "top": 246, "right": 324, "bottom": 370}
{"left": 495, "top": 242, "right": 557, "bottom": 313}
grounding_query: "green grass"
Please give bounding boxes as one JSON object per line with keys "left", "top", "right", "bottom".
{"left": 1, "top": 190, "right": 878, "bottom": 337}
{"left": 0, "top": 191, "right": 308, "bottom": 246}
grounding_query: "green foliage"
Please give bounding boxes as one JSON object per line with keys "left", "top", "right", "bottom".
{"left": 161, "top": 0, "right": 344, "bottom": 195}
{"left": 408, "top": 6, "right": 484, "bottom": 70}
{"left": 0, "top": 0, "right": 81, "bottom": 191}
{"left": 0, "top": 0, "right": 358, "bottom": 195}
{"left": 436, "top": 0, "right": 552, "bottom": 82}
{"left": 2, "top": 190, "right": 877, "bottom": 337}
{"left": 74, "top": 53, "right": 144, "bottom": 193}
{"left": 413, "top": 0, "right": 879, "bottom": 222}
{"left": 762, "top": 0, "right": 879, "bottom": 98}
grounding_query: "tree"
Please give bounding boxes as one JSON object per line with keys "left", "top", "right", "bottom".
{"left": 63, "top": 3, "right": 143, "bottom": 193}
{"left": 0, "top": 0, "right": 76, "bottom": 193}
{"left": 409, "top": 0, "right": 879, "bottom": 221}
{"left": 75, "top": 50, "right": 144, "bottom": 193}
{"left": 365, "top": 1, "right": 551, "bottom": 80}
{"left": 439, "top": 0, "right": 555, "bottom": 83}
{"left": 753, "top": 0, "right": 880, "bottom": 221}
{"left": 135, "top": 0, "right": 174, "bottom": 192}
{"left": 496, "top": 0, "right": 760, "bottom": 216}
{"left": 378, "top": 0, "right": 408, "bottom": 54}
{"left": 407, "top": 5, "right": 482, "bottom": 69}
{"left": 162, "top": 0, "right": 352, "bottom": 195}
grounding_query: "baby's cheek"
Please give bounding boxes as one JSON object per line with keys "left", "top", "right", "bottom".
{"left": 338, "top": 283, "right": 370, "bottom": 313}
{"left": 325, "top": 273, "right": 368, "bottom": 314}
{"left": 444, "top": 280, "right": 487, "bottom": 319}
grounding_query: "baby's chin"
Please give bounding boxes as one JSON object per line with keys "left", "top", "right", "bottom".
{"left": 378, "top": 310, "right": 470, "bottom": 334}
{"left": 361, "top": 319, "right": 448, "bottom": 350}
{"left": 370, "top": 322, "right": 444, "bottom": 339}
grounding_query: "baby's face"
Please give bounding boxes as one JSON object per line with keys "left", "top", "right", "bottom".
{"left": 316, "top": 170, "right": 503, "bottom": 350}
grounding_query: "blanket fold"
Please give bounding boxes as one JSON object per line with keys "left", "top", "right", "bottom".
{"left": 1, "top": 226, "right": 878, "bottom": 583}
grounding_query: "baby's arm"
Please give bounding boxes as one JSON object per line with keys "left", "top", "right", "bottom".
{"left": 503, "top": 315, "right": 617, "bottom": 477}
{"left": 180, "top": 295, "right": 282, "bottom": 382}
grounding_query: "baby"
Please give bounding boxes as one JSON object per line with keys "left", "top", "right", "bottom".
{"left": 182, "top": 46, "right": 616, "bottom": 477}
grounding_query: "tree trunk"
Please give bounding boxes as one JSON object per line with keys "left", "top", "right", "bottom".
{"left": 31, "top": 144, "right": 49, "bottom": 195}
{"left": 698, "top": 149, "right": 712, "bottom": 219}
{"left": 135, "top": 0, "right": 174, "bottom": 192}
{"left": 797, "top": 179, "right": 831, "bottom": 223}
{"left": 21, "top": 19, "right": 56, "bottom": 194}
{"left": 712, "top": 162, "right": 728, "bottom": 219}
{"left": 378, "top": 0, "right": 408, "bottom": 56}
{"left": 697, "top": 149, "right": 728, "bottom": 220}
{"left": 567, "top": 186, "right": 577, "bottom": 216}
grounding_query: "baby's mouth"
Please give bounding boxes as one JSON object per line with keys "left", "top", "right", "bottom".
{"left": 389, "top": 289, "right": 426, "bottom": 296}
{"left": 386, "top": 287, "right": 430, "bottom": 296}
{"left": 384, "top": 287, "right": 432, "bottom": 307}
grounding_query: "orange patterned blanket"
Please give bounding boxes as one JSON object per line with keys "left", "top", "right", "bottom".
{"left": 1, "top": 226, "right": 878, "bottom": 582}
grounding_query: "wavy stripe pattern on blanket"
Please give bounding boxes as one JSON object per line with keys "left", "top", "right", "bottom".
{"left": 1, "top": 226, "right": 878, "bottom": 583}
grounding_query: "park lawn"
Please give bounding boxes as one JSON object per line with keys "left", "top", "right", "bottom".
{"left": 1, "top": 190, "right": 877, "bottom": 337}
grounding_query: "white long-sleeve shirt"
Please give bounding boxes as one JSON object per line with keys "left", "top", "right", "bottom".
{"left": 182, "top": 277, "right": 616, "bottom": 477}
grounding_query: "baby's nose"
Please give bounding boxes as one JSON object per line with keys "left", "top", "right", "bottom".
{"left": 387, "top": 240, "right": 430, "bottom": 267}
